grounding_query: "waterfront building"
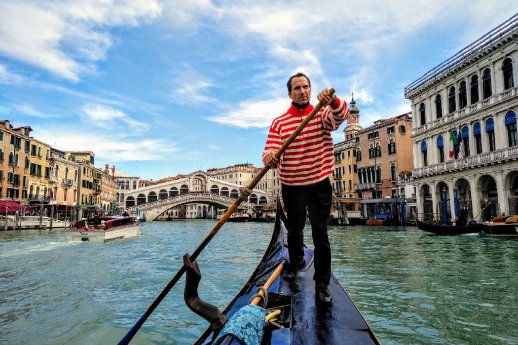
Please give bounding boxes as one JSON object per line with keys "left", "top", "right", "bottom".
{"left": 355, "top": 112, "right": 414, "bottom": 218}
{"left": 331, "top": 96, "right": 362, "bottom": 199}
{"left": 0, "top": 121, "right": 31, "bottom": 202}
{"left": 66, "top": 151, "right": 99, "bottom": 216}
{"left": 101, "top": 164, "right": 118, "bottom": 214}
{"left": 405, "top": 15, "right": 518, "bottom": 222}
{"left": 114, "top": 169, "right": 140, "bottom": 213}
{"left": 27, "top": 137, "right": 52, "bottom": 205}
{"left": 49, "top": 148, "right": 79, "bottom": 218}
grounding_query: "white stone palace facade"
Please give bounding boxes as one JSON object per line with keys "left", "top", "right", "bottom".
{"left": 405, "top": 15, "right": 518, "bottom": 222}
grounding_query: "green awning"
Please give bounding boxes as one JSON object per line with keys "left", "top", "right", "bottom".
{"left": 79, "top": 204, "right": 97, "bottom": 211}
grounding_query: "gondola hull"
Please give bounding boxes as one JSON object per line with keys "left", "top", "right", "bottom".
{"left": 416, "top": 219, "right": 482, "bottom": 235}
{"left": 194, "top": 206, "right": 380, "bottom": 345}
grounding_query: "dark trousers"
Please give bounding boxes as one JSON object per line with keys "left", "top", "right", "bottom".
{"left": 282, "top": 178, "right": 332, "bottom": 285}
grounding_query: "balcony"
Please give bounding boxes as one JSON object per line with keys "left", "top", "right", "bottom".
{"left": 62, "top": 178, "right": 73, "bottom": 187}
{"left": 412, "top": 86, "right": 518, "bottom": 137}
{"left": 356, "top": 182, "right": 379, "bottom": 191}
{"left": 413, "top": 146, "right": 518, "bottom": 178}
{"left": 49, "top": 175, "right": 59, "bottom": 183}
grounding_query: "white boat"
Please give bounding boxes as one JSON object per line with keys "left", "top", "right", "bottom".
{"left": 64, "top": 216, "right": 141, "bottom": 242}
{"left": 0, "top": 215, "right": 68, "bottom": 230}
{"left": 216, "top": 209, "right": 251, "bottom": 222}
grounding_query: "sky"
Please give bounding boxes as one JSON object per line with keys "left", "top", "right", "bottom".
{"left": 1, "top": 1, "right": 517, "bottom": 180}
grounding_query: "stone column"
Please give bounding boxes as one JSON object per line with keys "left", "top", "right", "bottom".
{"left": 430, "top": 182, "right": 437, "bottom": 220}
{"left": 469, "top": 175, "right": 480, "bottom": 221}
{"left": 495, "top": 170, "right": 506, "bottom": 216}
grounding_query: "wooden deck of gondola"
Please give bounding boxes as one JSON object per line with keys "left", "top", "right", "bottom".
{"left": 277, "top": 249, "right": 380, "bottom": 345}
{"left": 194, "top": 207, "right": 379, "bottom": 345}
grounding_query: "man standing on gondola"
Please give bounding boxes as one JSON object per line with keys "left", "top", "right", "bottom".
{"left": 262, "top": 72, "right": 349, "bottom": 305}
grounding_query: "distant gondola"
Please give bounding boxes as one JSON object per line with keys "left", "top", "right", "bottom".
{"left": 416, "top": 219, "right": 483, "bottom": 235}
{"left": 189, "top": 205, "right": 380, "bottom": 345}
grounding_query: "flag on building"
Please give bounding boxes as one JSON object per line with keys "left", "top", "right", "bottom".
{"left": 449, "top": 130, "right": 457, "bottom": 158}
{"left": 455, "top": 127, "right": 463, "bottom": 159}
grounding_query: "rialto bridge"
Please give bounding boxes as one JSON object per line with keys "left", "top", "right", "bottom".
{"left": 119, "top": 171, "right": 270, "bottom": 221}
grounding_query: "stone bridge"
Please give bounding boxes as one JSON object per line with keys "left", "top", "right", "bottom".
{"left": 126, "top": 192, "right": 256, "bottom": 221}
{"left": 119, "top": 171, "right": 269, "bottom": 209}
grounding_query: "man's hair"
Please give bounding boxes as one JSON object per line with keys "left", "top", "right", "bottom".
{"left": 287, "top": 72, "right": 311, "bottom": 92}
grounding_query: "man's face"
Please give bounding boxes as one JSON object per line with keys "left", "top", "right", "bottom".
{"left": 288, "top": 76, "right": 311, "bottom": 105}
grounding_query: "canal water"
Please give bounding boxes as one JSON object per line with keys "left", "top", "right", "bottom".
{"left": 1, "top": 221, "right": 517, "bottom": 345}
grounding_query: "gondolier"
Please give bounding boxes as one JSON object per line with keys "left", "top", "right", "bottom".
{"left": 262, "top": 72, "right": 349, "bottom": 304}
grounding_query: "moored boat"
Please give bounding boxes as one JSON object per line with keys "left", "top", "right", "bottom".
{"left": 478, "top": 215, "right": 518, "bottom": 237}
{"left": 366, "top": 213, "right": 392, "bottom": 226}
{"left": 217, "top": 209, "right": 251, "bottom": 222}
{"left": 416, "top": 219, "right": 482, "bottom": 235}
{"left": 64, "top": 216, "right": 140, "bottom": 242}
{"left": 191, "top": 206, "right": 380, "bottom": 345}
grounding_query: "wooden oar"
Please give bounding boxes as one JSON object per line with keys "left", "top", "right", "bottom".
{"left": 250, "top": 260, "right": 285, "bottom": 306}
{"left": 119, "top": 89, "right": 335, "bottom": 345}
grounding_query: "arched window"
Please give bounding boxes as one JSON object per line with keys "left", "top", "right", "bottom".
{"left": 435, "top": 94, "right": 442, "bottom": 119}
{"left": 448, "top": 86, "right": 456, "bottom": 113}
{"left": 459, "top": 81, "right": 467, "bottom": 109}
{"left": 220, "top": 187, "right": 229, "bottom": 197}
{"left": 505, "top": 111, "right": 517, "bottom": 147}
{"left": 356, "top": 150, "right": 362, "bottom": 161}
{"left": 390, "top": 164, "right": 397, "bottom": 182}
{"left": 137, "top": 194, "right": 146, "bottom": 206}
{"left": 473, "top": 122, "right": 482, "bottom": 154}
{"left": 375, "top": 143, "right": 381, "bottom": 157}
{"left": 421, "top": 141, "right": 428, "bottom": 167}
{"left": 482, "top": 68, "right": 492, "bottom": 99}
{"left": 470, "top": 75, "right": 479, "bottom": 104}
{"left": 419, "top": 103, "right": 426, "bottom": 125}
{"left": 148, "top": 191, "right": 157, "bottom": 203}
{"left": 461, "top": 126, "right": 470, "bottom": 157}
{"left": 369, "top": 145, "right": 374, "bottom": 159}
{"left": 502, "top": 58, "right": 514, "bottom": 90}
{"left": 159, "top": 189, "right": 168, "bottom": 200}
{"left": 437, "top": 135, "right": 445, "bottom": 163}
{"left": 486, "top": 118, "right": 496, "bottom": 152}
{"left": 388, "top": 139, "right": 396, "bottom": 154}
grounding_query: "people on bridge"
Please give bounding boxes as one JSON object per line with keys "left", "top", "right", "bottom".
{"left": 262, "top": 72, "right": 349, "bottom": 305}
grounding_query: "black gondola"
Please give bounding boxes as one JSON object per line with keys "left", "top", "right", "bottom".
{"left": 189, "top": 205, "right": 380, "bottom": 345}
{"left": 416, "top": 219, "right": 482, "bottom": 235}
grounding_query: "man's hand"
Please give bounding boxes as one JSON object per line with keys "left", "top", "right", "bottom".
{"left": 317, "top": 88, "right": 336, "bottom": 106}
{"left": 263, "top": 151, "right": 279, "bottom": 168}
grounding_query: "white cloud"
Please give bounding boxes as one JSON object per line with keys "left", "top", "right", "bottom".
{"left": 35, "top": 127, "right": 177, "bottom": 162}
{"left": 207, "top": 97, "right": 288, "bottom": 128}
{"left": 81, "top": 104, "right": 149, "bottom": 132}
{"left": 0, "top": 0, "right": 161, "bottom": 81}
{"left": 0, "top": 64, "right": 25, "bottom": 84}
{"left": 173, "top": 71, "right": 216, "bottom": 104}
{"left": 14, "top": 103, "right": 46, "bottom": 118}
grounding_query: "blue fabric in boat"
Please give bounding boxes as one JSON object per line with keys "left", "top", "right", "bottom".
{"left": 214, "top": 305, "right": 266, "bottom": 345}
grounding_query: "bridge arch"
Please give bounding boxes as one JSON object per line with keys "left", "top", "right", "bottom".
{"left": 180, "top": 184, "right": 189, "bottom": 194}
{"left": 137, "top": 194, "right": 146, "bottom": 205}
{"left": 159, "top": 189, "right": 168, "bottom": 200}
{"left": 170, "top": 187, "right": 178, "bottom": 197}
{"left": 148, "top": 191, "right": 158, "bottom": 203}
{"left": 126, "top": 196, "right": 135, "bottom": 207}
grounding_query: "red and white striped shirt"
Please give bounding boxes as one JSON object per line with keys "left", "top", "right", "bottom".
{"left": 262, "top": 97, "right": 349, "bottom": 186}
